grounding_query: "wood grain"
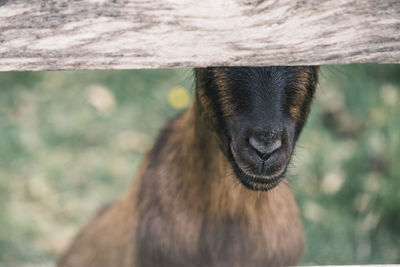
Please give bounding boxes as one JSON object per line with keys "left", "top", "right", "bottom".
{"left": 0, "top": 0, "right": 399, "bottom": 71}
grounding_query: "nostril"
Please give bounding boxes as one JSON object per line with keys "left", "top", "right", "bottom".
{"left": 248, "top": 135, "right": 282, "bottom": 159}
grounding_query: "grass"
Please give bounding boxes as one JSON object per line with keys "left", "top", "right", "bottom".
{"left": 0, "top": 65, "right": 399, "bottom": 265}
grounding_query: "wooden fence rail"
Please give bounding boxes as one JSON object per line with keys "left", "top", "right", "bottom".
{"left": 0, "top": 0, "right": 399, "bottom": 71}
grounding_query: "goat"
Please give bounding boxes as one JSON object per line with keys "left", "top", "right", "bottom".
{"left": 58, "top": 66, "right": 319, "bottom": 267}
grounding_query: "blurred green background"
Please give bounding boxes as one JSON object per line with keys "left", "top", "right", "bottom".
{"left": 0, "top": 65, "right": 399, "bottom": 266}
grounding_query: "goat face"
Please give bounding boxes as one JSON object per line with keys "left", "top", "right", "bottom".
{"left": 195, "top": 66, "right": 318, "bottom": 191}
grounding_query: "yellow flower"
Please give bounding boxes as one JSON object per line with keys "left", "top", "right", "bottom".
{"left": 168, "top": 86, "right": 190, "bottom": 109}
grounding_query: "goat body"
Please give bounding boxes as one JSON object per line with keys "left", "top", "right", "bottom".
{"left": 59, "top": 67, "right": 318, "bottom": 267}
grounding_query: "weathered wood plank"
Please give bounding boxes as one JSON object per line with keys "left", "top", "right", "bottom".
{"left": 0, "top": 0, "right": 399, "bottom": 71}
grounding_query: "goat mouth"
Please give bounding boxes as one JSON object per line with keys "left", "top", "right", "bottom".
{"left": 236, "top": 172, "right": 284, "bottom": 191}
{"left": 229, "top": 145, "right": 286, "bottom": 191}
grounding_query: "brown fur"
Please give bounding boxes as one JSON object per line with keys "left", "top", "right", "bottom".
{"left": 212, "top": 68, "right": 236, "bottom": 118}
{"left": 288, "top": 69, "right": 314, "bottom": 121}
{"left": 58, "top": 102, "right": 304, "bottom": 267}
